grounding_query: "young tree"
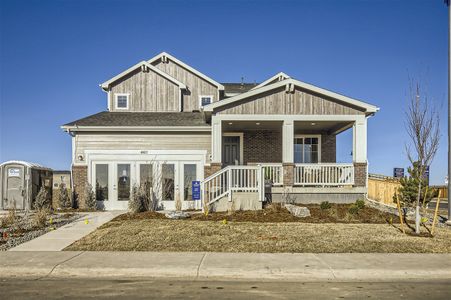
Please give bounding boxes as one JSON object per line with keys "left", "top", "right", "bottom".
{"left": 34, "top": 186, "right": 49, "bottom": 210}
{"left": 58, "top": 183, "right": 71, "bottom": 209}
{"left": 404, "top": 81, "right": 440, "bottom": 234}
{"left": 84, "top": 183, "right": 97, "bottom": 210}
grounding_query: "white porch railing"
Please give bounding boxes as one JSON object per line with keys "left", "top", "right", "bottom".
{"left": 201, "top": 165, "right": 265, "bottom": 208}
{"left": 260, "top": 163, "right": 283, "bottom": 186}
{"left": 294, "top": 163, "right": 354, "bottom": 186}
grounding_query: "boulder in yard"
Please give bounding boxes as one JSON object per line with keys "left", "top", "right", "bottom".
{"left": 284, "top": 204, "right": 311, "bottom": 218}
{"left": 165, "top": 211, "right": 191, "bottom": 219}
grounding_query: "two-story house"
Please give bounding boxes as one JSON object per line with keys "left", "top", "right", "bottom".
{"left": 62, "top": 52, "right": 379, "bottom": 211}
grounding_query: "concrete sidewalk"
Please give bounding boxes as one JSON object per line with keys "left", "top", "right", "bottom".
{"left": 1, "top": 252, "right": 450, "bottom": 281}
{"left": 8, "top": 211, "right": 124, "bottom": 251}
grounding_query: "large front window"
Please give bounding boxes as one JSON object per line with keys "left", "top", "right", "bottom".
{"left": 294, "top": 136, "right": 319, "bottom": 163}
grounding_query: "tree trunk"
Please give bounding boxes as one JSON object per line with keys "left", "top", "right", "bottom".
{"left": 415, "top": 180, "right": 422, "bottom": 234}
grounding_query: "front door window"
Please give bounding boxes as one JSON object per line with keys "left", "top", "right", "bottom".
{"left": 183, "top": 164, "right": 197, "bottom": 201}
{"left": 294, "top": 137, "right": 319, "bottom": 163}
{"left": 162, "top": 164, "right": 175, "bottom": 201}
{"left": 95, "top": 164, "right": 109, "bottom": 201}
{"left": 117, "top": 164, "right": 131, "bottom": 201}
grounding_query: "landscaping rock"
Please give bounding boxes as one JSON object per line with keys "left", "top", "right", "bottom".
{"left": 165, "top": 211, "right": 191, "bottom": 220}
{"left": 284, "top": 204, "right": 310, "bottom": 218}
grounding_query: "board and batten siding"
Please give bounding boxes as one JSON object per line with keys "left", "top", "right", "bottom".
{"left": 74, "top": 132, "right": 212, "bottom": 164}
{"left": 109, "top": 68, "right": 180, "bottom": 112}
{"left": 216, "top": 87, "right": 365, "bottom": 115}
{"left": 152, "top": 59, "right": 219, "bottom": 112}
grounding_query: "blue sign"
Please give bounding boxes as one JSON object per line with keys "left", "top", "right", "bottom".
{"left": 192, "top": 181, "right": 201, "bottom": 200}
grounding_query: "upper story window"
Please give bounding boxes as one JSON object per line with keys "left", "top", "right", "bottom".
{"left": 115, "top": 94, "right": 129, "bottom": 109}
{"left": 199, "top": 95, "right": 213, "bottom": 107}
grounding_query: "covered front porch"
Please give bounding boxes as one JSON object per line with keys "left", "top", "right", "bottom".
{"left": 208, "top": 114, "right": 368, "bottom": 189}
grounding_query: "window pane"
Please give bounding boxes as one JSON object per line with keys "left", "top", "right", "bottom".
{"left": 201, "top": 97, "right": 211, "bottom": 106}
{"left": 95, "top": 164, "right": 108, "bottom": 201}
{"left": 183, "top": 164, "right": 197, "bottom": 201}
{"left": 294, "top": 144, "right": 303, "bottom": 163}
{"left": 117, "top": 164, "right": 130, "bottom": 201}
{"left": 117, "top": 95, "right": 128, "bottom": 108}
{"left": 140, "top": 164, "right": 153, "bottom": 186}
{"left": 162, "top": 164, "right": 175, "bottom": 201}
{"left": 311, "top": 151, "right": 319, "bottom": 163}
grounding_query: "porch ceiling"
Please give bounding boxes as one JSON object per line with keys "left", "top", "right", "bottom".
{"left": 221, "top": 120, "right": 353, "bottom": 134}
{"left": 294, "top": 121, "right": 353, "bottom": 135}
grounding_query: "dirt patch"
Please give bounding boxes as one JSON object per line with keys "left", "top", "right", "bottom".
{"left": 65, "top": 219, "right": 451, "bottom": 253}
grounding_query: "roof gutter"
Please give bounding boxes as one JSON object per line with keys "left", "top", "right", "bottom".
{"left": 60, "top": 125, "right": 212, "bottom": 132}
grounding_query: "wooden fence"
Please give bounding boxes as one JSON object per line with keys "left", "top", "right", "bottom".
{"left": 368, "top": 174, "right": 449, "bottom": 206}
{"left": 367, "top": 174, "right": 401, "bottom": 207}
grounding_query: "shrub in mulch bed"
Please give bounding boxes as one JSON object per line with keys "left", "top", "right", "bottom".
{"left": 116, "top": 203, "right": 402, "bottom": 224}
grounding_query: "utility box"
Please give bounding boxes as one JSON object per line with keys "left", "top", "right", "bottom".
{"left": 0, "top": 160, "right": 53, "bottom": 210}
{"left": 52, "top": 170, "right": 72, "bottom": 209}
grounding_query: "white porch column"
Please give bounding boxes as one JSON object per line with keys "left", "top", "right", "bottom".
{"left": 353, "top": 116, "right": 367, "bottom": 163}
{"left": 211, "top": 116, "right": 222, "bottom": 163}
{"left": 282, "top": 120, "right": 294, "bottom": 163}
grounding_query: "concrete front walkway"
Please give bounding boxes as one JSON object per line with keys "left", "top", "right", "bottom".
{"left": 9, "top": 211, "right": 124, "bottom": 251}
{"left": 0, "top": 252, "right": 450, "bottom": 281}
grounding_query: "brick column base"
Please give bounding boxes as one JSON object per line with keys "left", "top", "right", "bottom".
{"left": 72, "top": 165, "right": 88, "bottom": 209}
{"left": 353, "top": 162, "right": 367, "bottom": 187}
{"left": 282, "top": 163, "right": 294, "bottom": 187}
{"left": 204, "top": 163, "right": 223, "bottom": 178}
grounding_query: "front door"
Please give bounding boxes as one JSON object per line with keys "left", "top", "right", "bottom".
{"left": 5, "top": 166, "right": 25, "bottom": 209}
{"left": 222, "top": 136, "right": 240, "bottom": 166}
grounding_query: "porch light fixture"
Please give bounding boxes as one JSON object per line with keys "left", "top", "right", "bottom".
{"left": 256, "top": 122, "right": 260, "bottom": 125}
{"left": 228, "top": 122, "right": 233, "bottom": 125}
{"left": 311, "top": 122, "right": 316, "bottom": 126}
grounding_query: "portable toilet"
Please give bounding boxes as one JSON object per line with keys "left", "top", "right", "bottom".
{"left": 0, "top": 161, "right": 53, "bottom": 210}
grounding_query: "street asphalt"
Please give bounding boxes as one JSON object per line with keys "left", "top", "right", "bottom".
{"left": 1, "top": 278, "right": 450, "bottom": 299}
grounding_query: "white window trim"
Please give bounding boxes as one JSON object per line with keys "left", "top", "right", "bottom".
{"left": 199, "top": 95, "right": 213, "bottom": 108}
{"left": 222, "top": 132, "right": 244, "bottom": 165}
{"left": 294, "top": 134, "right": 322, "bottom": 163}
{"left": 115, "top": 93, "right": 130, "bottom": 110}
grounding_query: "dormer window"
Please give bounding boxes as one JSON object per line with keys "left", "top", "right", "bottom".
{"left": 199, "top": 95, "right": 213, "bottom": 107}
{"left": 115, "top": 94, "right": 129, "bottom": 109}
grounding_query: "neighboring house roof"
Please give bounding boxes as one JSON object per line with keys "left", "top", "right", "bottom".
{"left": 250, "top": 72, "right": 290, "bottom": 90}
{"left": 0, "top": 160, "right": 52, "bottom": 171}
{"left": 100, "top": 61, "right": 187, "bottom": 91}
{"left": 222, "top": 83, "right": 258, "bottom": 95}
{"left": 203, "top": 78, "right": 379, "bottom": 115}
{"left": 61, "top": 111, "right": 210, "bottom": 131}
{"left": 148, "top": 52, "right": 225, "bottom": 90}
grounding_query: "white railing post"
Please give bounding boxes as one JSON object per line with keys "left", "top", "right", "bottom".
{"left": 228, "top": 167, "right": 232, "bottom": 202}
{"left": 258, "top": 165, "right": 264, "bottom": 201}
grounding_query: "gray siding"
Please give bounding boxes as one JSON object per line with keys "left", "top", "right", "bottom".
{"left": 217, "top": 87, "right": 365, "bottom": 115}
{"left": 109, "top": 68, "right": 180, "bottom": 112}
{"left": 152, "top": 58, "right": 219, "bottom": 112}
{"left": 74, "top": 132, "right": 211, "bottom": 164}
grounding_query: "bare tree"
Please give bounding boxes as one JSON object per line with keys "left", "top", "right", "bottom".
{"left": 405, "top": 81, "right": 440, "bottom": 234}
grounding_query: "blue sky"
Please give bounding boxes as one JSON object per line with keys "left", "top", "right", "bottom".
{"left": 0, "top": 0, "right": 448, "bottom": 184}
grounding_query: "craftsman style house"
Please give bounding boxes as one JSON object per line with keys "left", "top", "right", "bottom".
{"left": 62, "top": 52, "right": 379, "bottom": 211}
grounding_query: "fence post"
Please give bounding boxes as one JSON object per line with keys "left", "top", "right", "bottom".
{"left": 258, "top": 165, "right": 264, "bottom": 202}
{"left": 228, "top": 169, "right": 232, "bottom": 202}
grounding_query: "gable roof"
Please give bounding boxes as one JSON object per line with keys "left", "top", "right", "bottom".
{"left": 203, "top": 78, "right": 379, "bottom": 115}
{"left": 100, "top": 61, "right": 187, "bottom": 91}
{"left": 148, "top": 52, "right": 225, "bottom": 90}
{"left": 250, "top": 72, "right": 290, "bottom": 90}
{"left": 61, "top": 111, "right": 209, "bottom": 131}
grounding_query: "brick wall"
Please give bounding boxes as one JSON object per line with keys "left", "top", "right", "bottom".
{"left": 354, "top": 162, "right": 367, "bottom": 187}
{"left": 72, "top": 165, "right": 88, "bottom": 209}
{"left": 204, "top": 163, "right": 222, "bottom": 178}
{"left": 321, "top": 134, "right": 336, "bottom": 163}
{"left": 282, "top": 163, "right": 294, "bottom": 186}
{"left": 243, "top": 130, "right": 282, "bottom": 164}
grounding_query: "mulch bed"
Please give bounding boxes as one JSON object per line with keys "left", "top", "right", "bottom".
{"left": 110, "top": 203, "right": 402, "bottom": 224}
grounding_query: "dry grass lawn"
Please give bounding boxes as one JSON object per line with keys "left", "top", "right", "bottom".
{"left": 65, "top": 217, "right": 451, "bottom": 253}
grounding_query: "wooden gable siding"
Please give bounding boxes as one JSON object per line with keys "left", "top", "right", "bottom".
{"left": 216, "top": 87, "right": 365, "bottom": 115}
{"left": 152, "top": 59, "right": 218, "bottom": 112}
{"left": 109, "top": 68, "right": 180, "bottom": 112}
